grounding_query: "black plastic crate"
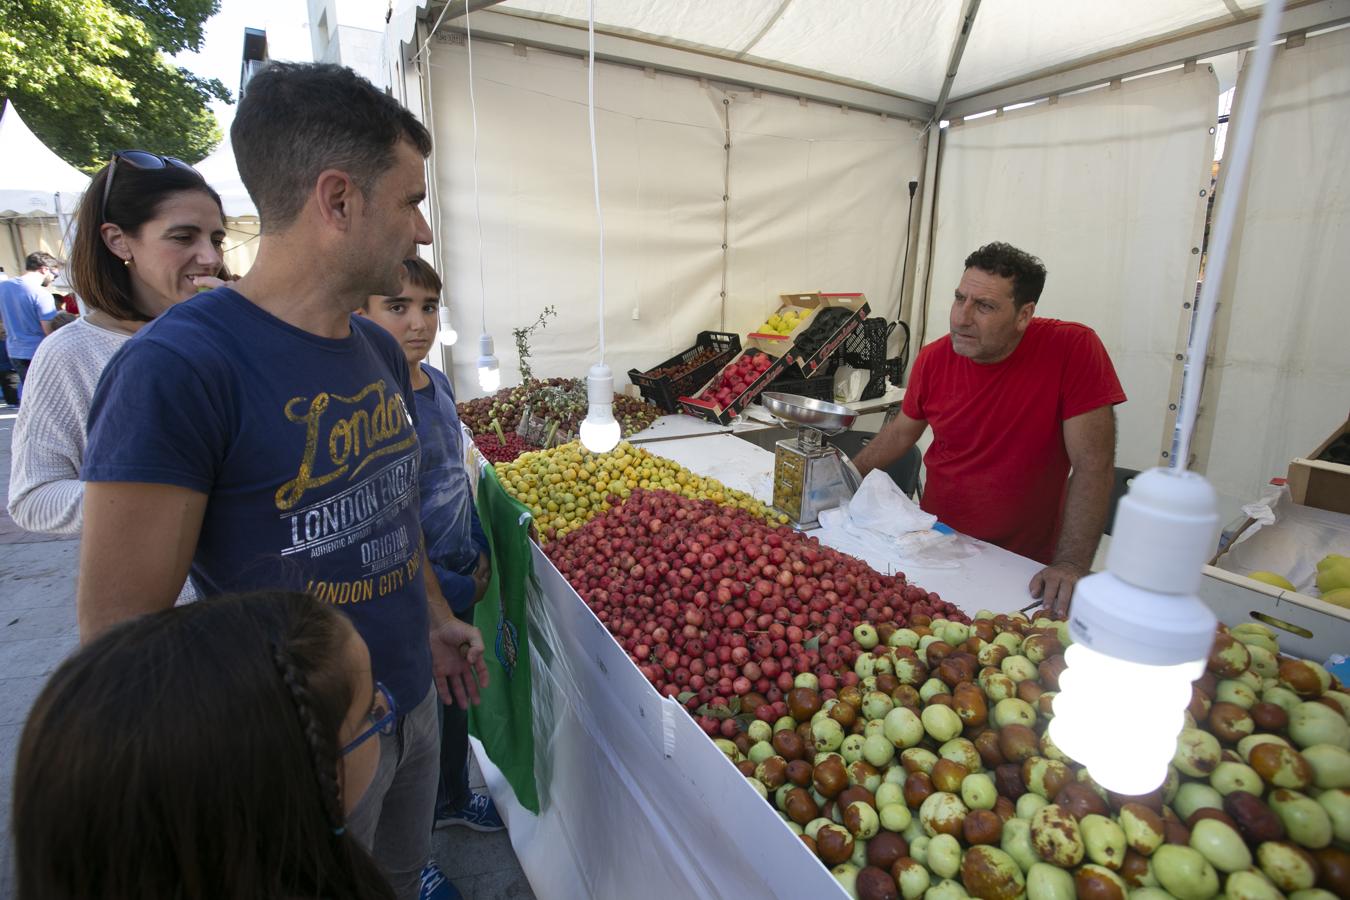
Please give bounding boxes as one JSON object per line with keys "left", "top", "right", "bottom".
{"left": 757, "top": 358, "right": 837, "bottom": 404}
{"left": 843, "top": 318, "right": 910, "bottom": 400}
{"left": 629, "top": 331, "right": 740, "bottom": 413}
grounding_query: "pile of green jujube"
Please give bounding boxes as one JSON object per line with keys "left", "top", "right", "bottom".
{"left": 717, "top": 612, "right": 1349, "bottom": 900}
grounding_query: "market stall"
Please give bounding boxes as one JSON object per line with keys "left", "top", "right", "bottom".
{"left": 461, "top": 421, "right": 1348, "bottom": 900}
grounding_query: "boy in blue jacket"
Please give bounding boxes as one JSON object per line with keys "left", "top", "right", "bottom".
{"left": 360, "top": 258, "right": 504, "bottom": 899}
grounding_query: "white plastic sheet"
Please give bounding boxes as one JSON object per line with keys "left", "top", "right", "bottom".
{"left": 926, "top": 67, "right": 1218, "bottom": 475}
{"left": 1196, "top": 27, "right": 1350, "bottom": 516}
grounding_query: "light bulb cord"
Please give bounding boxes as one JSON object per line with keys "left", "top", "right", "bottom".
{"left": 1172, "top": 0, "right": 1284, "bottom": 471}
{"left": 587, "top": 0, "right": 606, "bottom": 364}
{"left": 465, "top": 3, "right": 489, "bottom": 335}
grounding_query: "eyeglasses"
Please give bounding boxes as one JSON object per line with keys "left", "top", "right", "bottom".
{"left": 340, "top": 681, "right": 397, "bottom": 756}
{"left": 100, "top": 150, "right": 199, "bottom": 220}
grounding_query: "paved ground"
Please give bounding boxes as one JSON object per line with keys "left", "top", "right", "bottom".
{"left": 0, "top": 404, "right": 534, "bottom": 899}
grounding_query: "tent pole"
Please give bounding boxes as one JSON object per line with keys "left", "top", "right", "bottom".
{"left": 930, "top": 0, "right": 983, "bottom": 127}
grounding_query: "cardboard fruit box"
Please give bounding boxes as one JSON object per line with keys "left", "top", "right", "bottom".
{"left": 1287, "top": 414, "right": 1350, "bottom": 516}
{"left": 677, "top": 338, "right": 789, "bottom": 426}
{"left": 747, "top": 293, "right": 824, "bottom": 343}
{"left": 785, "top": 293, "right": 870, "bottom": 377}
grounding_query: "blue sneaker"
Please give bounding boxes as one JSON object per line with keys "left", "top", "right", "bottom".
{"left": 434, "top": 790, "right": 505, "bottom": 832}
{"left": 419, "top": 861, "right": 463, "bottom": 900}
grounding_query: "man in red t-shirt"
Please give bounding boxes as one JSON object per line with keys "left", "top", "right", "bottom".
{"left": 854, "top": 242, "right": 1125, "bottom": 616}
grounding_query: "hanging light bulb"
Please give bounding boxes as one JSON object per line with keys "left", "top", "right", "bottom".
{"left": 579, "top": 363, "right": 621, "bottom": 453}
{"left": 476, "top": 333, "right": 500, "bottom": 392}
{"left": 437, "top": 305, "right": 458, "bottom": 347}
{"left": 1049, "top": 467, "right": 1220, "bottom": 795}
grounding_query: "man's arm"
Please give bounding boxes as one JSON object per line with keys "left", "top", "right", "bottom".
{"left": 423, "top": 544, "right": 490, "bottom": 708}
{"left": 851, "top": 409, "right": 928, "bottom": 478}
{"left": 40, "top": 318, "right": 56, "bottom": 335}
{"left": 1029, "top": 406, "right": 1117, "bottom": 616}
{"left": 77, "top": 482, "right": 207, "bottom": 642}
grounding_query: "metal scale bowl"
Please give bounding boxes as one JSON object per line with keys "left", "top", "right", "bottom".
{"left": 760, "top": 392, "right": 864, "bottom": 528}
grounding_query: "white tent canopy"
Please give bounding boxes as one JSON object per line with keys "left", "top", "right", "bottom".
{"left": 193, "top": 133, "right": 258, "bottom": 219}
{"left": 0, "top": 100, "right": 89, "bottom": 217}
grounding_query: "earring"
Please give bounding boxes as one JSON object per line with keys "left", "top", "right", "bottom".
{"left": 123, "top": 258, "right": 131, "bottom": 267}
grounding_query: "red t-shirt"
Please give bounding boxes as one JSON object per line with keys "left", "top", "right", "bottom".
{"left": 902, "top": 318, "right": 1126, "bottom": 564}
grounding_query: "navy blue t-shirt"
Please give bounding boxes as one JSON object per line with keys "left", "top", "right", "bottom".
{"left": 83, "top": 288, "right": 432, "bottom": 712}
{"left": 413, "top": 364, "right": 487, "bottom": 615}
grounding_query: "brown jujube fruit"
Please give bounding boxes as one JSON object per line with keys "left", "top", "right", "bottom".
{"left": 1279, "top": 658, "right": 1325, "bottom": 697}
{"left": 994, "top": 763, "right": 1027, "bottom": 799}
{"left": 796, "top": 721, "right": 814, "bottom": 747}
{"left": 813, "top": 756, "right": 848, "bottom": 798}
{"left": 1163, "top": 818, "right": 1190, "bottom": 846}
{"left": 998, "top": 724, "right": 1040, "bottom": 762}
{"left": 785, "top": 787, "right": 818, "bottom": 825}
{"left": 800, "top": 834, "right": 817, "bottom": 854}
{"left": 1313, "top": 847, "right": 1350, "bottom": 898}
{"left": 1248, "top": 742, "right": 1314, "bottom": 789}
{"left": 1119, "top": 850, "right": 1151, "bottom": 887}
{"left": 932, "top": 758, "right": 970, "bottom": 793}
{"left": 937, "top": 657, "right": 972, "bottom": 688}
{"left": 1017, "top": 679, "right": 1045, "bottom": 705}
{"left": 815, "top": 824, "right": 854, "bottom": 866}
{"left": 867, "top": 832, "right": 909, "bottom": 870}
{"left": 875, "top": 673, "right": 900, "bottom": 695}
{"left": 1222, "top": 790, "right": 1285, "bottom": 843}
{"left": 1187, "top": 685, "right": 1212, "bottom": 723}
{"left": 994, "top": 796, "right": 1016, "bottom": 823}
{"left": 953, "top": 683, "right": 989, "bottom": 728}
{"left": 829, "top": 700, "right": 858, "bottom": 729}
{"left": 877, "top": 623, "right": 898, "bottom": 645}
{"left": 973, "top": 621, "right": 996, "bottom": 642}
{"left": 1055, "top": 781, "right": 1110, "bottom": 820}
{"left": 1207, "top": 701, "right": 1254, "bottom": 743}
{"left": 788, "top": 687, "right": 823, "bottom": 721}
{"left": 786, "top": 759, "right": 813, "bottom": 788}
{"left": 1185, "top": 807, "right": 1239, "bottom": 831}
{"left": 903, "top": 771, "right": 935, "bottom": 808}
{"left": 856, "top": 866, "right": 900, "bottom": 900}
{"left": 1075, "top": 866, "right": 1127, "bottom": 900}
{"left": 1108, "top": 789, "right": 1164, "bottom": 814}
{"left": 925, "top": 641, "right": 954, "bottom": 664}
{"left": 1038, "top": 654, "right": 1067, "bottom": 690}
{"left": 963, "top": 808, "right": 1004, "bottom": 845}
{"left": 733, "top": 732, "right": 752, "bottom": 755}
{"left": 891, "top": 684, "right": 921, "bottom": 709}
{"left": 736, "top": 759, "right": 756, "bottom": 777}
{"left": 1250, "top": 701, "right": 1289, "bottom": 732}
{"left": 975, "top": 730, "right": 1006, "bottom": 768}
{"left": 928, "top": 693, "right": 955, "bottom": 709}
{"left": 839, "top": 685, "right": 864, "bottom": 709}
{"left": 1194, "top": 670, "right": 1218, "bottom": 699}
{"left": 773, "top": 728, "right": 806, "bottom": 761}
{"left": 962, "top": 845, "right": 1026, "bottom": 900}
{"left": 839, "top": 784, "right": 876, "bottom": 812}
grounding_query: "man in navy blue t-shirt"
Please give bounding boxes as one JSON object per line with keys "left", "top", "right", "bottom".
{"left": 79, "top": 64, "right": 487, "bottom": 900}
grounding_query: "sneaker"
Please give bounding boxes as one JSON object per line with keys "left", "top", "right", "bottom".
{"left": 434, "top": 790, "right": 505, "bottom": 832}
{"left": 419, "top": 861, "right": 463, "bottom": 900}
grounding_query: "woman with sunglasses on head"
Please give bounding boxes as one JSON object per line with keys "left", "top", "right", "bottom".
{"left": 8, "top": 151, "right": 229, "bottom": 539}
{"left": 14, "top": 590, "right": 398, "bottom": 900}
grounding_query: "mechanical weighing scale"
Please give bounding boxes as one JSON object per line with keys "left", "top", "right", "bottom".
{"left": 760, "top": 392, "right": 864, "bottom": 528}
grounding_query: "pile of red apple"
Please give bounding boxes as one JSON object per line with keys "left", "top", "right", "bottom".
{"left": 694, "top": 351, "right": 775, "bottom": 407}
{"left": 545, "top": 488, "right": 965, "bottom": 731}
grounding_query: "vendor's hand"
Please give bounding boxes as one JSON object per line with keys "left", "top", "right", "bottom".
{"left": 1028, "top": 561, "right": 1088, "bottom": 619}
{"left": 429, "top": 617, "right": 490, "bottom": 708}
{"left": 472, "top": 552, "right": 491, "bottom": 604}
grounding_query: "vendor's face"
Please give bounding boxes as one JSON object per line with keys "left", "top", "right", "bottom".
{"left": 949, "top": 267, "right": 1034, "bottom": 364}
{"left": 337, "top": 621, "right": 381, "bottom": 815}
{"left": 360, "top": 275, "right": 440, "bottom": 366}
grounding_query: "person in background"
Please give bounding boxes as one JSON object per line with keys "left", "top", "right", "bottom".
{"left": 0, "top": 251, "right": 62, "bottom": 387}
{"left": 358, "top": 257, "right": 502, "bottom": 899}
{"left": 0, "top": 319, "right": 19, "bottom": 406}
{"left": 853, "top": 242, "right": 1124, "bottom": 618}
{"left": 14, "top": 591, "right": 397, "bottom": 900}
{"left": 77, "top": 63, "right": 487, "bottom": 900}
{"left": 8, "top": 152, "right": 228, "bottom": 537}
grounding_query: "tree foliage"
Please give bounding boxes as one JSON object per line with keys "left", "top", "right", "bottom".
{"left": 0, "top": 0, "right": 230, "bottom": 171}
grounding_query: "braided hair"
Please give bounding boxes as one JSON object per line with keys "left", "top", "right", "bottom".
{"left": 13, "top": 591, "right": 396, "bottom": 900}
{"left": 273, "top": 642, "right": 348, "bottom": 835}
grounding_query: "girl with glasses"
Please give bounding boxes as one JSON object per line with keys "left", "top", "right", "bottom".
{"left": 13, "top": 591, "right": 397, "bottom": 900}
{"left": 7, "top": 151, "right": 230, "bottom": 551}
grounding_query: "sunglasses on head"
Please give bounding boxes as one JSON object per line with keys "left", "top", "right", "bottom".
{"left": 100, "top": 150, "right": 200, "bottom": 220}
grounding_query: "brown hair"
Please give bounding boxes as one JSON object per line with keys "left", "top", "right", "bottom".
{"left": 69, "top": 161, "right": 227, "bottom": 322}
{"left": 14, "top": 591, "right": 395, "bottom": 900}
{"left": 400, "top": 257, "right": 442, "bottom": 295}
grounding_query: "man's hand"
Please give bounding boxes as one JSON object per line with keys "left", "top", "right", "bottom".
{"left": 471, "top": 552, "right": 491, "bottom": 605}
{"left": 1028, "top": 561, "right": 1088, "bottom": 618}
{"left": 429, "top": 616, "right": 490, "bottom": 708}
